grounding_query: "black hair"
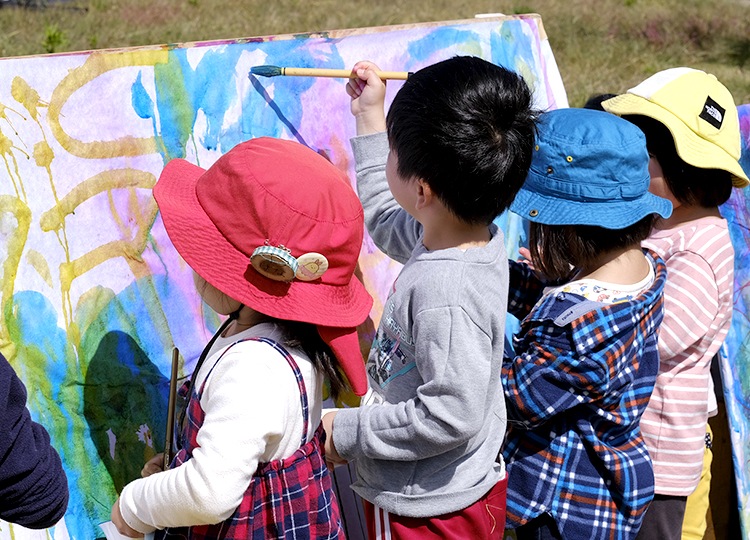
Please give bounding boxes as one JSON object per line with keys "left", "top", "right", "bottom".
{"left": 385, "top": 56, "right": 538, "bottom": 225}
{"left": 528, "top": 216, "right": 658, "bottom": 282}
{"left": 623, "top": 115, "right": 733, "bottom": 207}
{"left": 583, "top": 93, "right": 618, "bottom": 111}
{"left": 278, "top": 321, "right": 348, "bottom": 401}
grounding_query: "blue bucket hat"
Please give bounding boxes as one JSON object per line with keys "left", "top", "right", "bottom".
{"left": 510, "top": 108, "right": 672, "bottom": 229}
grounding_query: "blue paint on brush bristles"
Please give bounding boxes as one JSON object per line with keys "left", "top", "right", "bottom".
{"left": 250, "top": 65, "right": 283, "bottom": 78}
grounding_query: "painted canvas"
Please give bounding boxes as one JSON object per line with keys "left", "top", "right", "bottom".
{"left": 720, "top": 103, "right": 750, "bottom": 538}
{"left": 0, "top": 14, "right": 568, "bottom": 539}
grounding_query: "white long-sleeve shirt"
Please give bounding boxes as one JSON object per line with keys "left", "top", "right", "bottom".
{"left": 641, "top": 216, "right": 734, "bottom": 496}
{"left": 119, "top": 322, "right": 323, "bottom": 533}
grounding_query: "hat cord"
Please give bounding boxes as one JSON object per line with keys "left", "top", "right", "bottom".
{"left": 174, "top": 309, "right": 240, "bottom": 453}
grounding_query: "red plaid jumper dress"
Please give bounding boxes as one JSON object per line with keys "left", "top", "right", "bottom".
{"left": 154, "top": 337, "right": 345, "bottom": 539}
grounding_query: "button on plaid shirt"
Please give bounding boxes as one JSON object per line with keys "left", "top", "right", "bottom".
{"left": 502, "top": 251, "right": 666, "bottom": 539}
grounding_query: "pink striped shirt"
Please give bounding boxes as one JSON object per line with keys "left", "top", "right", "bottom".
{"left": 640, "top": 216, "right": 734, "bottom": 496}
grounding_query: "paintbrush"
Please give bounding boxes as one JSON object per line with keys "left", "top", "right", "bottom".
{"left": 250, "top": 65, "right": 412, "bottom": 80}
{"left": 163, "top": 347, "right": 179, "bottom": 471}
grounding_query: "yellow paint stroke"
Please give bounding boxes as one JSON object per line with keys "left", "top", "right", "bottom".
{"left": 0, "top": 131, "right": 12, "bottom": 154}
{"left": 0, "top": 195, "right": 31, "bottom": 360}
{"left": 38, "top": 168, "right": 158, "bottom": 349}
{"left": 0, "top": 102, "right": 28, "bottom": 154}
{"left": 40, "top": 168, "right": 155, "bottom": 232}
{"left": 9, "top": 77, "right": 76, "bottom": 332}
{"left": 33, "top": 139, "right": 54, "bottom": 168}
{"left": 31, "top": 138, "right": 77, "bottom": 332}
{"left": 111, "top": 181, "right": 178, "bottom": 356}
{"left": 59, "top": 238, "right": 149, "bottom": 292}
{"left": 10, "top": 77, "right": 48, "bottom": 123}
{"left": 0, "top": 131, "right": 28, "bottom": 201}
{"left": 0, "top": 102, "right": 27, "bottom": 124}
{"left": 110, "top": 183, "right": 155, "bottom": 264}
{"left": 25, "top": 249, "right": 53, "bottom": 288}
{"left": 47, "top": 49, "right": 168, "bottom": 159}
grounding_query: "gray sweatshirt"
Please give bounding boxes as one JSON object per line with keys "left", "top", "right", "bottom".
{"left": 333, "top": 132, "right": 509, "bottom": 518}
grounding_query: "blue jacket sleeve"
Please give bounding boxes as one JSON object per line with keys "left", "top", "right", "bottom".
{"left": 507, "top": 259, "right": 545, "bottom": 320}
{"left": 0, "top": 355, "right": 69, "bottom": 529}
{"left": 502, "top": 320, "right": 609, "bottom": 429}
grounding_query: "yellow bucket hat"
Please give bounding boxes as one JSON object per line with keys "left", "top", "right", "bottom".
{"left": 602, "top": 67, "right": 749, "bottom": 187}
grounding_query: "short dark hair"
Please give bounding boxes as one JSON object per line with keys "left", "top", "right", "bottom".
{"left": 583, "top": 93, "right": 618, "bottom": 111}
{"left": 528, "top": 216, "right": 657, "bottom": 282}
{"left": 385, "top": 56, "right": 538, "bottom": 225}
{"left": 624, "top": 115, "right": 733, "bottom": 207}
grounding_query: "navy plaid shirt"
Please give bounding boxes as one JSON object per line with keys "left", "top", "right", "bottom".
{"left": 502, "top": 250, "right": 666, "bottom": 540}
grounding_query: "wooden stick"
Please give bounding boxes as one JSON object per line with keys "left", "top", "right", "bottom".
{"left": 163, "top": 348, "right": 179, "bottom": 471}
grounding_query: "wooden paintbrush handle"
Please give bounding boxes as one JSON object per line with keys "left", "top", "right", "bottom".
{"left": 283, "top": 67, "right": 410, "bottom": 80}
{"left": 163, "top": 348, "right": 179, "bottom": 471}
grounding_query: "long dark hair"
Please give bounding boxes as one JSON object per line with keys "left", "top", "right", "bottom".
{"left": 277, "top": 320, "right": 348, "bottom": 401}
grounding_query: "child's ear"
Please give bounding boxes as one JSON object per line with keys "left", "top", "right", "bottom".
{"left": 415, "top": 178, "right": 433, "bottom": 210}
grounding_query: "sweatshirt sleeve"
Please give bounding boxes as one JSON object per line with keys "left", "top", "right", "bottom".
{"left": 351, "top": 131, "right": 422, "bottom": 264}
{"left": 0, "top": 355, "right": 69, "bottom": 529}
{"left": 333, "top": 306, "right": 493, "bottom": 461}
{"left": 118, "top": 344, "right": 290, "bottom": 533}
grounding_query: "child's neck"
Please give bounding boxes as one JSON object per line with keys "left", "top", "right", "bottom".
{"left": 421, "top": 215, "right": 491, "bottom": 252}
{"left": 657, "top": 204, "right": 721, "bottom": 229}
{"left": 223, "top": 309, "right": 270, "bottom": 337}
{"left": 574, "top": 246, "right": 650, "bottom": 285}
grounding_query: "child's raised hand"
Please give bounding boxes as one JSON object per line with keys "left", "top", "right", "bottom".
{"left": 518, "top": 247, "right": 535, "bottom": 269}
{"left": 346, "top": 60, "right": 387, "bottom": 135}
{"left": 141, "top": 453, "right": 165, "bottom": 477}
{"left": 518, "top": 246, "right": 567, "bottom": 283}
{"left": 518, "top": 246, "right": 550, "bottom": 281}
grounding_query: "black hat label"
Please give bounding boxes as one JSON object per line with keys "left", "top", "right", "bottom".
{"left": 700, "top": 96, "right": 724, "bottom": 129}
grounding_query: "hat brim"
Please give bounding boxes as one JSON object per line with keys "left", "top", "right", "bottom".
{"left": 510, "top": 184, "right": 673, "bottom": 229}
{"left": 603, "top": 94, "right": 750, "bottom": 188}
{"left": 153, "top": 158, "right": 373, "bottom": 329}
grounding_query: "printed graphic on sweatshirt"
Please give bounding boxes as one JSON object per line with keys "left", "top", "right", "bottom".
{"left": 367, "top": 299, "right": 416, "bottom": 387}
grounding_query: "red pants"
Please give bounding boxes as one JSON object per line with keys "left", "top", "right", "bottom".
{"left": 363, "top": 475, "right": 507, "bottom": 539}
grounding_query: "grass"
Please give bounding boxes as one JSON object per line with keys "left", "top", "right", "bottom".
{"left": 0, "top": 0, "right": 748, "bottom": 106}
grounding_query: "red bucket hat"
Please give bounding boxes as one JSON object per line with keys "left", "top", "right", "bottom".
{"left": 153, "top": 137, "right": 373, "bottom": 395}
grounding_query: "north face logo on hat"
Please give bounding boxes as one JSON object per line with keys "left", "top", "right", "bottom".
{"left": 699, "top": 96, "right": 725, "bottom": 129}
